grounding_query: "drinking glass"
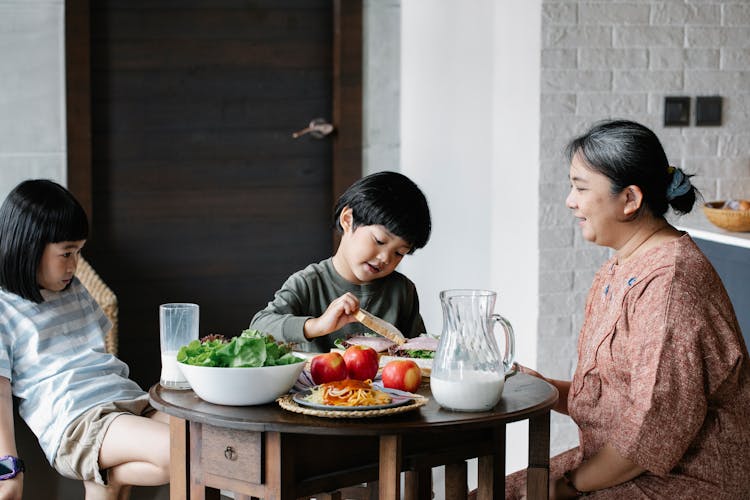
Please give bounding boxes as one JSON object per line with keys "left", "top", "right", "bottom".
{"left": 159, "top": 303, "right": 199, "bottom": 389}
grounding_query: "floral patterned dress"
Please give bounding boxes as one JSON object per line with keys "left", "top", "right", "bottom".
{"left": 507, "top": 234, "right": 750, "bottom": 499}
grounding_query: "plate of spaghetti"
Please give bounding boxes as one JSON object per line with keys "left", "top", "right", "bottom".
{"left": 293, "top": 379, "right": 415, "bottom": 411}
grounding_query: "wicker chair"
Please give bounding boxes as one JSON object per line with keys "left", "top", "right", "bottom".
{"left": 77, "top": 257, "right": 118, "bottom": 356}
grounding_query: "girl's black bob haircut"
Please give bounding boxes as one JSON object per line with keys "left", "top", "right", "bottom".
{"left": 334, "top": 171, "right": 431, "bottom": 252}
{"left": 0, "top": 179, "right": 89, "bottom": 303}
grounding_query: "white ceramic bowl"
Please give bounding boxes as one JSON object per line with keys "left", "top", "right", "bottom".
{"left": 178, "top": 361, "right": 305, "bottom": 406}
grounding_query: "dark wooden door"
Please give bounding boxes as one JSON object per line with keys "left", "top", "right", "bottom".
{"left": 66, "top": 0, "right": 361, "bottom": 388}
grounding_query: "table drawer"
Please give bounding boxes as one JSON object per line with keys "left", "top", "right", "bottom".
{"left": 201, "top": 424, "right": 262, "bottom": 483}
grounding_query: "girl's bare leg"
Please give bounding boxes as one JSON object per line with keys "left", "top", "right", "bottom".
{"left": 149, "top": 409, "right": 170, "bottom": 425}
{"left": 83, "top": 481, "right": 131, "bottom": 500}
{"left": 92, "top": 413, "right": 170, "bottom": 500}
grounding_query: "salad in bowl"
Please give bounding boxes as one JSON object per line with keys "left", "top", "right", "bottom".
{"left": 177, "top": 329, "right": 304, "bottom": 406}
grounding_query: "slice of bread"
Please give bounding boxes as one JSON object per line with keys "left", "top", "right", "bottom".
{"left": 354, "top": 309, "right": 407, "bottom": 345}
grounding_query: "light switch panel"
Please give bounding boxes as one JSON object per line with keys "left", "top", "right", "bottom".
{"left": 664, "top": 96, "right": 690, "bottom": 127}
{"left": 696, "top": 96, "right": 722, "bottom": 126}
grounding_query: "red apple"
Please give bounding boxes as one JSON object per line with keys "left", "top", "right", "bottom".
{"left": 343, "top": 345, "right": 379, "bottom": 381}
{"left": 382, "top": 360, "right": 422, "bottom": 393}
{"left": 310, "top": 352, "right": 348, "bottom": 385}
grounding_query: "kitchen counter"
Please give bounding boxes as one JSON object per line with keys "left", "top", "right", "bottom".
{"left": 671, "top": 211, "right": 750, "bottom": 249}
{"left": 672, "top": 210, "right": 750, "bottom": 349}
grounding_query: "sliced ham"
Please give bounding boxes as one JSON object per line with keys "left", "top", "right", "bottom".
{"left": 388, "top": 335, "right": 438, "bottom": 356}
{"left": 341, "top": 335, "right": 396, "bottom": 353}
{"left": 400, "top": 336, "right": 438, "bottom": 351}
{"left": 343, "top": 334, "right": 438, "bottom": 356}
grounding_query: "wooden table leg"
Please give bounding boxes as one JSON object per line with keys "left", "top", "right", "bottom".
{"left": 445, "top": 462, "right": 467, "bottom": 500}
{"left": 169, "top": 416, "right": 189, "bottom": 500}
{"left": 404, "top": 470, "right": 416, "bottom": 500}
{"left": 265, "top": 431, "right": 296, "bottom": 500}
{"left": 188, "top": 421, "right": 205, "bottom": 500}
{"left": 526, "top": 412, "right": 551, "bottom": 500}
{"left": 477, "top": 425, "right": 505, "bottom": 500}
{"left": 379, "top": 434, "right": 402, "bottom": 500}
{"left": 404, "top": 468, "right": 432, "bottom": 500}
{"left": 314, "top": 493, "right": 342, "bottom": 500}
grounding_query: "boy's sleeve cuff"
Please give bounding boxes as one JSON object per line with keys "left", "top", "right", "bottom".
{"left": 282, "top": 316, "right": 314, "bottom": 345}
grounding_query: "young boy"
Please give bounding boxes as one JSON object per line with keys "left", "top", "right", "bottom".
{"left": 251, "top": 171, "right": 431, "bottom": 352}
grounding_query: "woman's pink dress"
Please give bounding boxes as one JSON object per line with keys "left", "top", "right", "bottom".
{"left": 508, "top": 235, "right": 750, "bottom": 499}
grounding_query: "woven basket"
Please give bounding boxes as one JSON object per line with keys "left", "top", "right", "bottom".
{"left": 702, "top": 201, "right": 750, "bottom": 232}
{"left": 77, "top": 258, "right": 119, "bottom": 355}
{"left": 277, "top": 393, "right": 428, "bottom": 418}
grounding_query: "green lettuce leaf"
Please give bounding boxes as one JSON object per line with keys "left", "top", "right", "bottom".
{"left": 177, "top": 328, "right": 302, "bottom": 367}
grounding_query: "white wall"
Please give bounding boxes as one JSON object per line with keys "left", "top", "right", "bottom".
{"left": 400, "top": 0, "right": 541, "bottom": 477}
{"left": 492, "top": 1, "right": 541, "bottom": 376}
{"left": 400, "top": 0, "right": 495, "bottom": 330}
{"left": 491, "top": 0, "right": 542, "bottom": 474}
{"left": 0, "top": 0, "right": 67, "bottom": 199}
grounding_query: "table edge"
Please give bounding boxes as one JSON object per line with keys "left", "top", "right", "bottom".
{"left": 149, "top": 375, "right": 559, "bottom": 435}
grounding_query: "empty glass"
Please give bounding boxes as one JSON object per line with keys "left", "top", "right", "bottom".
{"left": 159, "top": 303, "right": 199, "bottom": 389}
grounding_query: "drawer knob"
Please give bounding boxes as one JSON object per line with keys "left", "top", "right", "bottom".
{"left": 224, "top": 446, "right": 237, "bottom": 461}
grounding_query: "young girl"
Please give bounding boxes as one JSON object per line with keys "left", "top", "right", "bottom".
{"left": 0, "top": 180, "right": 169, "bottom": 500}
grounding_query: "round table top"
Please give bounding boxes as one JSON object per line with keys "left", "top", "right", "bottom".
{"left": 149, "top": 372, "right": 558, "bottom": 436}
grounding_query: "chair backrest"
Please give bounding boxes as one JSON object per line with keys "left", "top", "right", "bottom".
{"left": 77, "top": 257, "right": 119, "bottom": 356}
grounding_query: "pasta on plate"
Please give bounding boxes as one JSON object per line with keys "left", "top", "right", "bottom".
{"left": 305, "top": 379, "right": 392, "bottom": 407}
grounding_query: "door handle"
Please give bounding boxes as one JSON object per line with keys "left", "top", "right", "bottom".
{"left": 292, "top": 118, "right": 334, "bottom": 139}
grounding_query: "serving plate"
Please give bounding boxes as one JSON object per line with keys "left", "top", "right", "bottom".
{"left": 292, "top": 386, "right": 415, "bottom": 411}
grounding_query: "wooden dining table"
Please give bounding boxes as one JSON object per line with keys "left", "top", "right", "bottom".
{"left": 149, "top": 372, "right": 558, "bottom": 500}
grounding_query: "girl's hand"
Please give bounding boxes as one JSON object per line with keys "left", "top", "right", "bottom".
{"left": 304, "top": 293, "right": 360, "bottom": 338}
{"left": 0, "top": 474, "right": 23, "bottom": 500}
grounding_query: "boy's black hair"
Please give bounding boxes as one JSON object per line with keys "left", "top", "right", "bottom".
{"left": 0, "top": 179, "right": 89, "bottom": 303}
{"left": 334, "top": 171, "right": 431, "bottom": 252}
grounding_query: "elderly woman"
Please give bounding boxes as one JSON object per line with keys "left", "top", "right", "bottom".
{"left": 509, "top": 120, "right": 750, "bottom": 499}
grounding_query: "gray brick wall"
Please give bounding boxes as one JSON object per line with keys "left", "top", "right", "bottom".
{"left": 540, "top": 0, "right": 750, "bottom": 456}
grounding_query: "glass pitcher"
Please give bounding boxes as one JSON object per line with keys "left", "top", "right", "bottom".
{"left": 431, "top": 289, "right": 516, "bottom": 412}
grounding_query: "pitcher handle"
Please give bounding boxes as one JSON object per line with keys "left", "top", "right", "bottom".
{"left": 491, "top": 314, "right": 516, "bottom": 373}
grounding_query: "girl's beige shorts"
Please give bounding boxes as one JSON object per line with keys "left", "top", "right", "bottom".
{"left": 53, "top": 394, "right": 153, "bottom": 485}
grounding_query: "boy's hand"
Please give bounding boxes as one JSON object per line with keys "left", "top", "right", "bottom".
{"left": 304, "top": 293, "right": 360, "bottom": 339}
